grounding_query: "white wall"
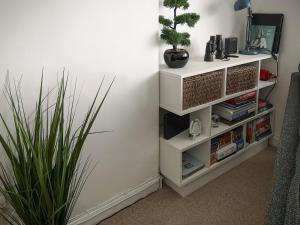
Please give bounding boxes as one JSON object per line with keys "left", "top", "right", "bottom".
{"left": 252, "top": 0, "right": 300, "bottom": 145}
{"left": 0, "top": 0, "right": 297, "bottom": 223}
{"left": 159, "top": 0, "right": 246, "bottom": 63}
{"left": 0, "top": 0, "right": 159, "bottom": 223}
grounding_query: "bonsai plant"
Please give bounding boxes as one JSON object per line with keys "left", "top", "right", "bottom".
{"left": 159, "top": 0, "right": 200, "bottom": 68}
{"left": 0, "top": 74, "right": 113, "bottom": 225}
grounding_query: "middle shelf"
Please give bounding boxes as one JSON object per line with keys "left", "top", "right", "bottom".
{"left": 160, "top": 106, "right": 275, "bottom": 153}
{"left": 211, "top": 107, "right": 275, "bottom": 138}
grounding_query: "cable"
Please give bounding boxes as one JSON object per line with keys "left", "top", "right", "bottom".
{"left": 264, "top": 53, "right": 279, "bottom": 101}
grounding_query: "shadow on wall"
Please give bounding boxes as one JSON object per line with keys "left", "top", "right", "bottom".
{"left": 205, "top": 0, "right": 229, "bottom": 14}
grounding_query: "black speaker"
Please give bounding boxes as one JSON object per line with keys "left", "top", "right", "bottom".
{"left": 163, "top": 113, "right": 190, "bottom": 140}
{"left": 225, "top": 37, "right": 238, "bottom": 55}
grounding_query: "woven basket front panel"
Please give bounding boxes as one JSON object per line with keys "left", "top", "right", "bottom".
{"left": 226, "top": 65, "right": 257, "bottom": 95}
{"left": 182, "top": 70, "right": 223, "bottom": 110}
{"left": 182, "top": 76, "right": 196, "bottom": 110}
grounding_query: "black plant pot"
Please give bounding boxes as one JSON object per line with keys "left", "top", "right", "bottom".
{"left": 164, "top": 49, "right": 189, "bottom": 68}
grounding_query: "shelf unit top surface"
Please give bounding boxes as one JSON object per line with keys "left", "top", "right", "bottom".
{"left": 159, "top": 54, "right": 272, "bottom": 78}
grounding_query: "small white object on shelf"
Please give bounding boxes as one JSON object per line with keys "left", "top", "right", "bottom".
{"left": 189, "top": 119, "right": 202, "bottom": 139}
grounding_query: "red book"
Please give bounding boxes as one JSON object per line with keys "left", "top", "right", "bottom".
{"left": 246, "top": 122, "right": 254, "bottom": 143}
{"left": 226, "top": 92, "right": 257, "bottom": 105}
{"left": 258, "top": 99, "right": 267, "bottom": 109}
{"left": 256, "top": 120, "right": 271, "bottom": 129}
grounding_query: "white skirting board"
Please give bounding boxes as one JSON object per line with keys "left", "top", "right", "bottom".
{"left": 164, "top": 140, "right": 269, "bottom": 197}
{"left": 270, "top": 136, "right": 280, "bottom": 147}
{"left": 68, "top": 176, "right": 161, "bottom": 225}
{"left": 0, "top": 177, "right": 161, "bottom": 225}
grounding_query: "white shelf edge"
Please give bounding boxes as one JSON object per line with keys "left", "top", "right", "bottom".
{"left": 160, "top": 54, "right": 272, "bottom": 79}
{"left": 258, "top": 79, "right": 276, "bottom": 89}
{"left": 161, "top": 107, "right": 275, "bottom": 153}
{"left": 160, "top": 133, "right": 210, "bottom": 152}
{"left": 161, "top": 81, "right": 275, "bottom": 116}
{"left": 180, "top": 133, "right": 273, "bottom": 186}
{"left": 164, "top": 87, "right": 258, "bottom": 116}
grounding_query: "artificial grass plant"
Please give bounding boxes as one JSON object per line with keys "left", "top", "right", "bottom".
{"left": 0, "top": 74, "right": 113, "bottom": 225}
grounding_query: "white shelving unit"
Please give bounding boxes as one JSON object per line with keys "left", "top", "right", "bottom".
{"left": 159, "top": 54, "right": 276, "bottom": 196}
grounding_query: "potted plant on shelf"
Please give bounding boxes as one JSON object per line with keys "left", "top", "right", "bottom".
{"left": 0, "top": 74, "right": 113, "bottom": 225}
{"left": 159, "top": 0, "right": 200, "bottom": 68}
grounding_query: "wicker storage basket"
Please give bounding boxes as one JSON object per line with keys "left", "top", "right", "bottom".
{"left": 182, "top": 70, "right": 223, "bottom": 110}
{"left": 226, "top": 65, "right": 257, "bottom": 95}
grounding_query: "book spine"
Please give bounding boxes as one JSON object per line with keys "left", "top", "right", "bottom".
{"left": 256, "top": 120, "right": 271, "bottom": 129}
{"left": 256, "top": 114, "right": 271, "bottom": 124}
{"left": 220, "top": 100, "right": 256, "bottom": 109}
{"left": 218, "top": 106, "right": 256, "bottom": 121}
{"left": 226, "top": 92, "right": 257, "bottom": 105}
{"left": 246, "top": 122, "right": 254, "bottom": 144}
{"left": 232, "top": 110, "right": 248, "bottom": 120}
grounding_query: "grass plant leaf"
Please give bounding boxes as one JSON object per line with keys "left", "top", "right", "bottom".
{"left": 0, "top": 74, "right": 113, "bottom": 225}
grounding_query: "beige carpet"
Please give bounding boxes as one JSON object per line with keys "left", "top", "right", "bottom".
{"left": 100, "top": 147, "right": 276, "bottom": 225}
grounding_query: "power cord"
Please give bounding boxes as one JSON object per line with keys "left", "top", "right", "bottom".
{"left": 264, "top": 53, "right": 279, "bottom": 101}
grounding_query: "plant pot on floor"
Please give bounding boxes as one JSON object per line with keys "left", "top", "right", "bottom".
{"left": 164, "top": 49, "right": 189, "bottom": 68}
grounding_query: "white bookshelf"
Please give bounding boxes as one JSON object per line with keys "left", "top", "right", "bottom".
{"left": 159, "top": 54, "right": 276, "bottom": 196}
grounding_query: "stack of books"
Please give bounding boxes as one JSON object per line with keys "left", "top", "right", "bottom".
{"left": 255, "top": 114, "right": 272, "bottom": 141}
{"left": 211, "top": 132, "right": 232, "bottom": 153}
{"left": 210, "top": 127, "right": 244, "bottom": 165}
{"left": 258, "top": 99, "right": 273, "bottom": 113}
{"left": 213, "top": 92, "right": 257, "bottom": 125}
{"left": 211, "top": 132, "right": 232, "bottom": 165}
{"left": 232, "top": 126, "right": 245, "bottom": 151}
{"left": 246, "top": 121, "right": 255, "bottom": 144}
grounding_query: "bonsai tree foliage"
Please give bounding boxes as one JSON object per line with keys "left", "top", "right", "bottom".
{"left": 0, "top": 74, "right": 113, "bottom": 225}
{"left": 159, "top": 0, "right": 200, "bottom": 51}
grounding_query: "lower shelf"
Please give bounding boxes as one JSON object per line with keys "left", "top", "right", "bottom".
{"left": 164, "top": 138, "right": 270, "bottom": 197}
{"left": 181, "top": 133, "right": 273, "bottom": 186}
